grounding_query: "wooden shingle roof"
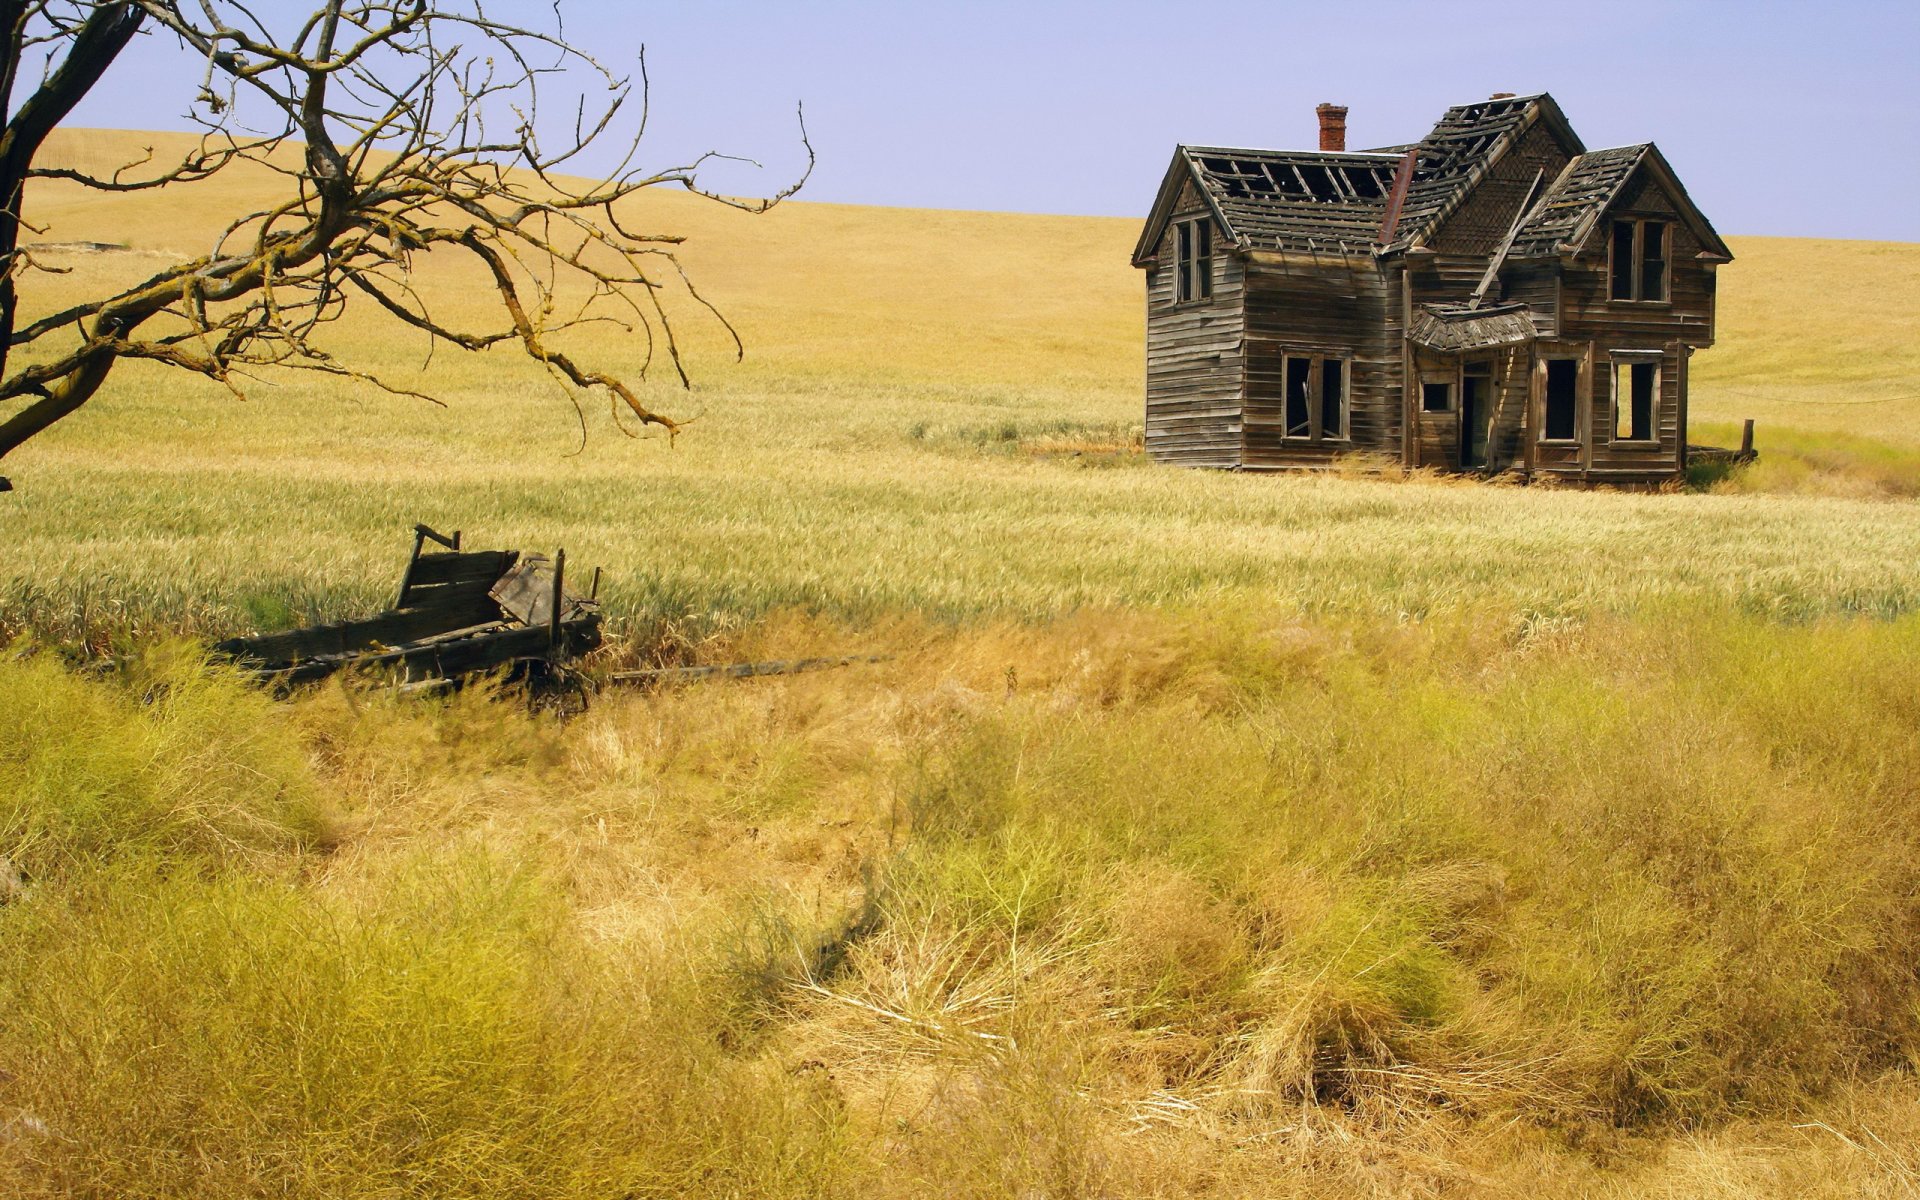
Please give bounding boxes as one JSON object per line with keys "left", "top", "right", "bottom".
{"left": 1508, "top": 145, "right": 1647, "bottom": 256}
{"left": 1185, "top": 147, "right": 1400, "bottom": 256}
{"left": 1138, "top": 94, "right": 1585, "bottom": 260}
{"left": 1510, "top": 142, "right": 1732, "bottom": 261}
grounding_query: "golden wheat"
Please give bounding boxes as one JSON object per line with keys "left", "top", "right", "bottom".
{"left": 7, "top": 129, "right": 1920, "bottom": 1199}
{"left": 5, "top": 131, "right": 1920, "bottom": 643}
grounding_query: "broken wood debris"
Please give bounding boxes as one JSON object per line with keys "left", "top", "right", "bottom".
{"left": 212, "top": 524, "right": 886, "bottom": 701}
{"left": 1688, "top": 418, "right": 1760, "bottom": 468}
{"left": 607, "top": 655, "right": 889, "bottom": 689}
{"left": 212, "top": 524, "right": 601, "bottom": 688}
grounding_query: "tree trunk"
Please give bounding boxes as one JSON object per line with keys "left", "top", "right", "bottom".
{"left": 0, "top": 2, "right": 144, "bottom": 480}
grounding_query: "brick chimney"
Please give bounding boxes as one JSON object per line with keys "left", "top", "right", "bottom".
{"left": 1316, "top": 103, "right": 1348, "bottom": 152}
{"left": 1490, "top": 92, "right": 1516, "bottom": 100}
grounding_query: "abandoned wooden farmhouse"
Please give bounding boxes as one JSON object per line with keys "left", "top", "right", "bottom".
{"left": 1133, "top": 93, "right": 1732, "bottom": 483}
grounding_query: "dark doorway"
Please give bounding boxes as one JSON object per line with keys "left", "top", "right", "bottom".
{"left": 1460, "top": 365, "right": 1491, "bottom": 469}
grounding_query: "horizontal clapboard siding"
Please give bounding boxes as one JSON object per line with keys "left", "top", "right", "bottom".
{"left": 1241, "top": 259, "right": 1397, "bottom": 469}
{"left": 1552, "top": 167, "right": 1717, "bottom": 477}
{"left": 1144, "top": 183, "right": 1244, "bottom": 468}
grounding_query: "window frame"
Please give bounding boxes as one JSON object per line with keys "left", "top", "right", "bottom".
{"left": 1539, "top": 356, "right": 1583, "bottom": 445}
{"left": 1608, "top": 217, "right": 1670, "bottom": 305}
{"left": 1172, "top": 215, "right": 1214, "bottom": 304}
{"left": 1320, "top": 356, "right": 1349, "bottom": 441}
{"left": 1421, "top": 380, "right": 1454, "bottom": 414}
{"left": 1279, "top": 351, "right": 1352, "bottom": 444}
{"left": 1608, "top": 351, "right": 1663, "bottom": 446}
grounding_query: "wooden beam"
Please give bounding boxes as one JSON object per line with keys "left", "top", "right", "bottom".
{"left": 1468, "top": 167, "right": 1546, "bottom": 309}
{"left": 1377, "top": 149, "right": 1417, "bottom": 245}
{"left": 395, "top": 526, "right": 428, "bottom": 608}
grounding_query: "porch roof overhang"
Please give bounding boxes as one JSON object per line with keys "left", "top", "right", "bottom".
{"left": 1408, "top": 302, "right": 1538, "bottom": 353}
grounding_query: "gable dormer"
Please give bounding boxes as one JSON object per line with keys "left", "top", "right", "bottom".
{"left": 1511, "top": 144, "right": 1730, "bottom": 267}
{"left": 1133, "top": 150, "right": 1229, "bottom": 268}
{"left": 1425, "top": 114, "right": 1582, "bottom": 257}
{"left": 1382, "top": 93, "right": 1585, "bottom": 255}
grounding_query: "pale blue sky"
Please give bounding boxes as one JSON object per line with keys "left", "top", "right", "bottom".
{"left": 66, "top": 1, "right": 1920, "bottom": 240}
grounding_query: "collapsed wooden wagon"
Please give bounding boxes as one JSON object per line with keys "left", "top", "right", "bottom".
{"left": 213, "top": 525, "right": 601, "bottom": 688}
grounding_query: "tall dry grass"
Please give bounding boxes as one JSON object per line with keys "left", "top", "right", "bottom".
{"left": 6, "top": 130, "right": 1920, "bottom": 1196}
{"left": 4, "top": 132, "right": 1920, "bottom": 646}
{"left": 6, "top": 612, "right": 1920, "bottom": 1196}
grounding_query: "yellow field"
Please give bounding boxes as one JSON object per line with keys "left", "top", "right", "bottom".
{"left": 6, "top": 129, "right": 1920, "bottom": 643}
{"left": 7, "top": 130, "right": 1920, "bottom": 1197}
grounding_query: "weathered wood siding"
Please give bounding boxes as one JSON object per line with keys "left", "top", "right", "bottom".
{"left": 1241, "top": 257, "right": 1398, "bottom": 468}
{"left": 1143, "top": 179, "right": 1244, "bottom": 467}
{"left": 1431, "top": 121, "right": 1575, "bottom": 258}
{"left": 1498, "top": 260, "right": 1560, "bottom": 336}
{"left": 1415, "top": 122, "right": 1576, "bottom": 309}
{"left": 1408, "top": 345, "right": 1531, "bottom": 472}
{"left": 1547, "top": 164, "right": 1719, "bottom": 482}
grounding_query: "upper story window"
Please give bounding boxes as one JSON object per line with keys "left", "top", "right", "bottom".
{"left": 1175, "top": 217, "right": 1213, "bottom": 302}
{"left": 1610, "top": 219, "right": 1669, "bottom": 302}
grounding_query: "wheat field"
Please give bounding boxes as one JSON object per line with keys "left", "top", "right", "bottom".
{"left": 6, "top": 130, "right": 1920, "bottom": 1197}
{"left": 6, "top": 130, "right": 1920, "bottom": 644}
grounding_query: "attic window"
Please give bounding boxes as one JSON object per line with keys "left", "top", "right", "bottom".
{"left": 1175, "top": 218, "right": 1214, "bottom": 302}
{"left": 1609, "top": 219, "right": 1669, "bottom": 302}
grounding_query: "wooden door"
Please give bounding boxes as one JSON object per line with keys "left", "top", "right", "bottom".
{"left": 1460, "top": 369, "right": 1490, "bottom": 468}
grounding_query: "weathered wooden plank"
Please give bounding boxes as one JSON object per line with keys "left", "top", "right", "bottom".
{"left": 406, "top": 549, "right": 516, "bottom": 590}
{"left": 215, "top": 591, "right": 508, "bottom": 668}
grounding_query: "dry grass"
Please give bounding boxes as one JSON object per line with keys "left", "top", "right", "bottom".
{"left": 8, "top": 612, "right": 1920, "bottom": 1196}
{"left": 5, "top": 131, "right": 1920, "bottom": 645}
{"left": 6, "top": 129, "right": 1920, "bottom": 1196}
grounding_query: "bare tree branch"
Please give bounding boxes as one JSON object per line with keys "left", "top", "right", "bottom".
{"left": 0, "top": 0, "right": 812, "bottom": 487}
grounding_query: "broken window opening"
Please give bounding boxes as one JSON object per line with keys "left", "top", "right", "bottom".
{"left": 1640, "top": 221, "right": 1668, "bottom": 302}
{"left": 1543, "top": 358, "right": 1579, "bottom": 441}
{"left": 1285, "top": 356, "right": 1313, "bottom": 437}
{"left": 1174, "top": 218, "right": 1214, "bottom": 303}
{"left": 1422, "top": 382, "right": 1453, "bottom": 413}
{"left": 1610, "top": 218, "right": 1669, "bottom": 302}
{"left": 1176, "top": 222, "right": 1191, "bottom": 301}
{"left": 1612, "top": 356, "right": 1659, "bottom": 442}
{"left": 1278, "top": 353, "right": 1349, "bottom": 441}
{"left": 1610, "top": 221, "right": 1635, "bottom": 300}
{"left": 1321, "top": 359, "right": 1347, "bottom": 439}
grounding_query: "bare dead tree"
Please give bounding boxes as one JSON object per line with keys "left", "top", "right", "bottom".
{"left": 0, "top": 1, "right": 810, "bottom": 491}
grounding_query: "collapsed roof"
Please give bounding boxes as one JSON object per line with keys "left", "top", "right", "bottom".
{"left": 1134, "top": 93, "right": 1728, "bottom": 265}
{"left": 1408, "top": 302, "right": 1539, "bottom": 353}
{"left": 1176, "top": 147, "right": 1401, "bottom": 257}
{"left": 1510, "top": 142, "right": 1731, "bottom": 260}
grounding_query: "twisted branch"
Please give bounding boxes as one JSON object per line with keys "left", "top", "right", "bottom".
{"left": 0, "top": 0, "right": 814, "bottom": 481}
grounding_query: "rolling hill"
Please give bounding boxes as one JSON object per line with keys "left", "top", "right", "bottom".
{"left": 6, "top": 129, "right": 1920, "bottom": 1199}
